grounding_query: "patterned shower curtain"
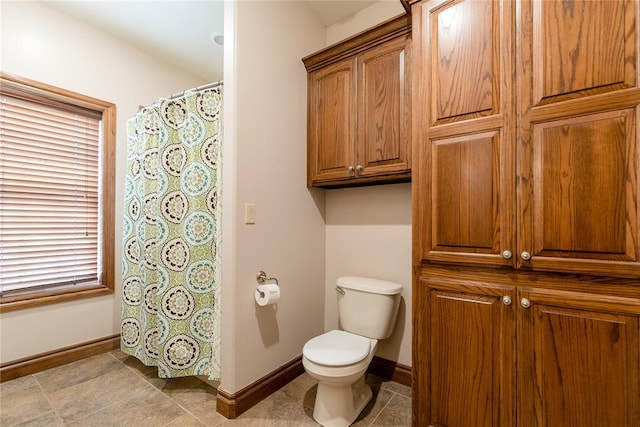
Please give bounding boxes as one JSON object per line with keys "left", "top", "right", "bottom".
{"left": 120, "top": 86, "right": 222, "bottom": 379}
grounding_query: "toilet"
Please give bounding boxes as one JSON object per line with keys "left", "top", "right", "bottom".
{"left": 302, "top": 276, "right": 402, "bottom": 427}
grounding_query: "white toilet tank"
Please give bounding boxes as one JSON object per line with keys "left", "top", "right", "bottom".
{"left": 336, "top": 276, "right": 402, "bottom": 340}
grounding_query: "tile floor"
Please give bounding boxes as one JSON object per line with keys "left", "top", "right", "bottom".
{"left": 0, "top": 350, "right": 411, "bottom": 426}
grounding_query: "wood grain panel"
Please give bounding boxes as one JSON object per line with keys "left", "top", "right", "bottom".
{"left": 432, "top": 132, "right": 497, "bottom": 251}
{"left": 430, "top": 291, "right": 496, "bottom": 426}
{"left": 518, "top": 0, "right": 640, "bottom": 278}
{"left": 520, "top": 107, "right": 639, "bottom": 276}
{"left": 414, "top": 0, "right": 514, "bottom": 268}
{"left": 519, "top": 289, "right": 640, "bottom": 427}
{"left": 431, "top": 0, "right": 496, "bottom": 122}
{"left": 532, "top": 0, "right": 636, "bottom": 105}
{"left": 415, "top": 277, "right": 515, "bottom": 427}
{"left": 307, "top": 58, "right": 356, "bottom": 184}
{"left": 358, "top": 35, "right": 411, "bottom": 175}
{"left": 358, "top": 39, "right": 409, "bottom": 168}
{"left": 534, "top": 110, "right": 632, "bottom": 257}
{"left": 317, "top": 67, "right": 353, "bottom": 171}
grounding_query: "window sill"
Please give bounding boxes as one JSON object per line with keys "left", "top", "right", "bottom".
{"left": 0, "top": 284, "right": 114, "bottom": 313}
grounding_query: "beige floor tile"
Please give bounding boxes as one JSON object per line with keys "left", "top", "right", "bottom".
{"left": 34, "top": 353, "right": 125, "bottom": 393}
{"left": 379, "top": 380, "right": 411, "bottom": 398}
{"left": 229, "top": 389, "right": 317, "bottom": 427}
{"left": 168, "top": 382, "right": 226, "bottom": 426}
{"left": 10, "top": 410, "right": 65, "bottom": 427}
{"left": 121, "top": 355, "right": 158, "bottom": 376}
{"left": 164, "top": 413, "right": 208, "bottom": 426}
{"left": 142, "top": 371, "right": 203, "bottom": 393}
{"left": 48, "top": 365, "right": 154, "bottom": 422}
{"left": 278, "top": 373, "right": 317, "bottom": 408}
{"left": 1, "top": 351, "right": 412, "bottom": 426}
{"left": 108, "top": 349, "right": 130, "bottom": 360}
{"left": 0, "top": 385, "right": 53, "bottom": 426}
{"left": 352, "top": 387, "right": 394, "bottom": 426}
{"left": 370, "top": 393, "right": 411, "bottom": 426}
{"left": 66, "top": 387, "right": 187, "bottom": 427}
{"left": 0, "top": 374, "right": 39, "bottom": 396}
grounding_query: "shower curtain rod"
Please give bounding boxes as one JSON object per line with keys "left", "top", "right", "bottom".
{"left": 167, "top": 80, "right": 223, "bottom": 100}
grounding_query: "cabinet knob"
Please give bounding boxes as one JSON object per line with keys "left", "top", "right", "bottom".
{"left": 502, "top": 250, "right": 512, "bottom": 260}
{"left": 356, "top": 164, "right": 364, "bottom": 174}
{"left": 502, "top": 296, "right": 512, "bottom": 306}
{"left": 521, "top": 251, "right": 531, "bottom": 261}
{"left": 347, "top": 166, "right": 355, "bottom": 175}
{"left": 521, "top": 298, "right": 531, "bottom": 308}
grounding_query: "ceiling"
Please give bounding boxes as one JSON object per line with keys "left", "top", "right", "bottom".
{"left": 44, "top": 1, "right": 382, "bottom": 82}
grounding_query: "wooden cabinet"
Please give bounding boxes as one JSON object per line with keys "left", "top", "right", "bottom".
{"left": 413, "top": 0, "right": 515, "bottom": 268}
{"left": 303, "top": 16, "right": 412, "bottom": 187}
{"left": 305, "top": 57, "right": 356, "bottom": 185}
{"left": 413, "top": 0, "right": 640, "bottom": 278}
{"left": 517, "top": 0, "right": 639, "bottom": 277}
{"left": 415, "top": 269, "right": 640, "bottom": 427}
{"left": 518, "top": 286, "right": 640, "bottom": 426}
{"left": 412, "top": 0, "right": 640, "bottom": 425}
{"left": 415, "top": 275, "right": 516, "bottom": 426}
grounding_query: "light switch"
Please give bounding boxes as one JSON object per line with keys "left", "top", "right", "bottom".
{"left": 245, "top": 203, "right": 256, "bottom": 224}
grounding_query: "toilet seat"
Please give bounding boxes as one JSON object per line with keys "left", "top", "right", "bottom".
{"left": 303, "top": 330, "right": 370, "bottom": 366}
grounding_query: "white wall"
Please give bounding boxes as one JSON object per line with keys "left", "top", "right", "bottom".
{"left": 221, "top": 1, "right": 327, "bottom": 392}
{"left": 326, "top": 0, "right": 405, "bottom": 45}
{"left": 325, "top": 184, "right": 412, "bottom": 365}
{"left": 323, "top": 3, "right": 412, "bottom": 367}
{"left": 0, "top": 1, "right": 207, "bottom": 363}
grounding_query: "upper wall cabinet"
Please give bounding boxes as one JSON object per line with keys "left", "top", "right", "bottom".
{"left": 303, "top": 16, "right": 412, "bottom": 188}
{"left": 412, "top": 0, "right": 640, "bottom": 278}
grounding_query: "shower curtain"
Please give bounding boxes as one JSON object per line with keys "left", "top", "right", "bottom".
{"left": 121, "top": 85, "right": 222, "bottom": 380}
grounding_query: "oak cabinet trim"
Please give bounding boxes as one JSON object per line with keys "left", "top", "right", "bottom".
{"left": 303, "top": 15, "right": 411, "bottom": 72}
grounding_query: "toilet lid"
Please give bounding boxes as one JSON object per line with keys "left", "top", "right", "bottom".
{"left": 303, "top": 330, "right": 371, "bottom": 366}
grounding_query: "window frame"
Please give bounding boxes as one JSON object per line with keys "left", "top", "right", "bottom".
{"left": 0, "top": 72, "right": 115, "bottom": 312}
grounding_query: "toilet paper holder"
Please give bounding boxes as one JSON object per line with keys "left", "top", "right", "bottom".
{"left": 256, "top": 271, "right": 279, "bottom": 300}
{"left": 256, "top": 271, "right": 278, "bottom": 285}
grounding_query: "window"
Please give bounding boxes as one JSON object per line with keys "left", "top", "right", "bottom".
{"left": 0, "top": 73, "right": 115, "bottom": 311}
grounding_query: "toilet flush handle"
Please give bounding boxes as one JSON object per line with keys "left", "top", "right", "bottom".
{"left": 336, "top": 286, "right": 345, "bottom": 296}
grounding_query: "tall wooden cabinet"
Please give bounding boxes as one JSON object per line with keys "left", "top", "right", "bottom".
{"left": 303, "top": 15, "right": 412, "bottom": 187}
{"left": 411, "top": 0, "right": 640, "bottom": 425}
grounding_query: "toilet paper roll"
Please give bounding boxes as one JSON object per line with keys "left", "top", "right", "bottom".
{"left": 255, "top": 284, "right": 281, "bottom": 306}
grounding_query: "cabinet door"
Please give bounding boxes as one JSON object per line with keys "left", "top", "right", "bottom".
{"left": 414, "top": 276, "right": 515, "bottom": 427}
{"left": 518, "top": 288, "right": 640, "bottom": 426}
{"left": 517, "top": 0, "right": 640, "bottom": 277}
{"left": 413, "top": 0, "right": 515, "bottom": 267}
{"left": 356, "top": 34, "right": 411, "bottom": 178}
{"left": 307, "top": 58, "right": 356, "bottom": 185}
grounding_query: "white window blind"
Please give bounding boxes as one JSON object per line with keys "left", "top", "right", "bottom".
{"left": 0, "top": 93, "right": 102, "bottom": 295}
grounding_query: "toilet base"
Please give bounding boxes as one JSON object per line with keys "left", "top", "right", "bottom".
{"left": 312, "top": 375, "right": 372, "bottom": 427}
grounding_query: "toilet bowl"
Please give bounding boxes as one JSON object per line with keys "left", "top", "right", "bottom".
{"left": 302, "top": 277, "right": 402, "bottom": 427}
{"left": 303, "top": 330, "right": 378, "bottom": 427}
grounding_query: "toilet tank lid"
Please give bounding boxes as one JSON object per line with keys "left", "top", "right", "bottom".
{"left": 337, "top": 276, "right": 403, "bottom": 295}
